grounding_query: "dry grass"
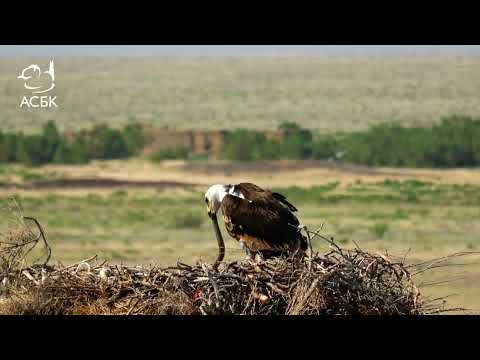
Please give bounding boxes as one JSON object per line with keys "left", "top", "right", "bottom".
{"left": 2, "top": 57, "right": 480, "bottom": 133}
{"left": 3, "top": 159, "right": 480, "bottom": 194}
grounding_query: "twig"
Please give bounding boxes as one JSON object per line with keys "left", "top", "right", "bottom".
{"left": 23, "top": 216, "right": 51, "bottom": 266}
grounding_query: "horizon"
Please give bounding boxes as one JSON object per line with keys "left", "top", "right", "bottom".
{"left": 1, "top": 45, "right": 480, "bottom": 57}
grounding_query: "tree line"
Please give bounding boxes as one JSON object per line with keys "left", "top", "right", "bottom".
{"left": 222, "top": 116, "right": 480, "bottom": 168}
{"left": 1, "top": 116, "right": 479, "bottom": 168}
{"left": 0, "top": 121, "right": 146, "bottom": 165}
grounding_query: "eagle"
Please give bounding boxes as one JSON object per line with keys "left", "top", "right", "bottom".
{"left": 204, "top": 182, "right": 307, "bottom": 266}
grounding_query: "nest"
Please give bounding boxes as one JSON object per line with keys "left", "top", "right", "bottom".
{"left": 0, "top": 216, "right": 471, "bottom": 315}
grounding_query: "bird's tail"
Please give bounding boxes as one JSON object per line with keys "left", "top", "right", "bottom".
{"left": 298, "top": 232, "right": 308, "bottom": 251}
{"left": 287, "top": 223, "right": 309, "bottom": 253}
{"left": 295, "top": 224, "right": 308, "bottom": 251}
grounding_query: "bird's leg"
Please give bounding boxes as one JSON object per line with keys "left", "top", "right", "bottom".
{"left": 239, "top": 241, "right": 253, "bottom": 260}
{"left": 245, "top": 247, "right": 258, "bottom": 263}
{"left": 246, "top": 248, "right": 256, "bottom": 261}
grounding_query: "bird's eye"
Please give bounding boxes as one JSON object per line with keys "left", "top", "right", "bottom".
{"left": 205, "top": 198, "right": 209, "bottom": 203}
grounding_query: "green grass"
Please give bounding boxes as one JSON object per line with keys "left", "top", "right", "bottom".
{"left": 0, "top": 164, "right": 63, "bottom": 183}
{"left": 164, "top": 210, "right": 204, "bottom": 229}
{"left": 2, "top": 180, "right": 479, "bottom": 264}
{"left": 370, "top": 223, "right": 389, "bottom": 239}
{"left": 2, "top": 57, "right": 480, "bottom": 133}
{"left": 274, "top": 181, "right": 480, "bottom": 206}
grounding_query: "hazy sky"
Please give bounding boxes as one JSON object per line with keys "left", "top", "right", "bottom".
{"left": 1, "top": 45, "right": 480, "bottom": 57}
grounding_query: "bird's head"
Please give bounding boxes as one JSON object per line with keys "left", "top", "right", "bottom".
{"left": 205, "top": 184, "right": 230, "bottom": 219}
{"left": 205, "top": 184, "right": 230, "bottom": 269}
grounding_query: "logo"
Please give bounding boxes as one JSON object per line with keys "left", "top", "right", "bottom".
{"left": 18, "top": 59, "right": 58, "bottom": 108}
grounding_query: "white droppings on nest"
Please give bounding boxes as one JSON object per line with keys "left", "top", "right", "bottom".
{"left": 75, "top": 262, "right": 91, "bottom": 274}
{"left": 253, "top": 292, "right": 269, "bottom": 303}
{"left": 41, "top": 269, "right": 48, "bottom": 284}
{"left": 22, "top": 270, "right": 39, "bottom": 285}
{"left": 98, "top": 267, "right": 109, "bottom": 281}
{"left": 0, "top": 277, "right": 10, "bottom": 296}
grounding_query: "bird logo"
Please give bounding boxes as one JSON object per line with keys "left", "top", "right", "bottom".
{"left": 17, "top": 59, "right": 55, "bottom": 94}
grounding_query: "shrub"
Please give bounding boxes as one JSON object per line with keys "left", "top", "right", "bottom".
{"left": 123, "top": 123, "right": 147, "bottom": 156}
{"left": 149, "top": 147, "right": 189, "bottom": 162}
{"left": 52, "top": 139, "right": 89, "bottom": 164}
{"left": 222, "top": 124, "right": 316, "bottom": 161}
{"left": 222, "top": 129, "right": 267, "bottom": 161}
{"left": 0, "top": 122, "right": 146, "bottom": 166}
{"left": 79, "top": 124, "right": 129, "bottom": 159}
{"left": 370, "top": 223, "right": 389, "bottom": 239}
{"left": 340, "top": 116, "right": 480, "bottom": 168}
{"left": 311, "top": 135, "right": 339, "bottom": 159}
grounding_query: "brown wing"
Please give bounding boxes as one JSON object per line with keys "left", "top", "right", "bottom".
{"left": 235, "top": 182, "right": 298, "bottom": 212}
{"left": 271, "top": 192, "right": 298, "bottom": 212}
{"left": 221, "top": 193, "right": 301, "bottom": 252}
{"left": 233, "top": 183, "right": 267, "bottom": 199}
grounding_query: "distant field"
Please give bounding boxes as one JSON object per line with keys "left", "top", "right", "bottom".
{"left": 2, "top": 57, "right": 480, "bottom": 132}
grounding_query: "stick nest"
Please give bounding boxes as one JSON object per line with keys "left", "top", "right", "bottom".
{"left": 0, "top": 216, "right": 470, "bottom": 315}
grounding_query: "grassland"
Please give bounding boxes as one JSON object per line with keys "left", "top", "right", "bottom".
{"left": 1, "top": 159, "right": 480, "bottom": 312}
{"left": 2, "top": 57, "right": 480, "bottom": 133}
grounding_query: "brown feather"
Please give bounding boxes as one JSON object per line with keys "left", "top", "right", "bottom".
{"left": 220, "top": 183, "right": 307, "bottom": 257}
